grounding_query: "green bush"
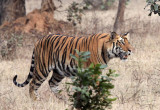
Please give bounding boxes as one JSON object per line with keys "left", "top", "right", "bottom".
{"left": 66, "top": 50, "right": 118, "bottom": 110}
{"left": 67, "top": 2, "right": 88, "bottom": 26}
{"left": 145, "top": 0, "right": 160, "bottom": 16}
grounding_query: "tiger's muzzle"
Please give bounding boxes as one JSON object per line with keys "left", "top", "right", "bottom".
{"left": 119, "top": 49, "right": 131, "bottom": 60}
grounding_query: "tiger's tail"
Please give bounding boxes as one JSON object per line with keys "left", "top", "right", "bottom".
{"left": 13, "top": 51, "right": 35, "bottom": 87}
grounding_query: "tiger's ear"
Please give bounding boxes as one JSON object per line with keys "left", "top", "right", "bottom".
{"left": 123, "top": 32, "right": 130, "bottom": 40}
{"left": 110, "top": 32, "right": 117, "bottom": 40}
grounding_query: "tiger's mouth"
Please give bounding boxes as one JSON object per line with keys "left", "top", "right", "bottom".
{"left": 119, "top": 53, "right": 128, "bottom": 60}
{"left": 122, "top": 55, "right": 128, "bottom": 60}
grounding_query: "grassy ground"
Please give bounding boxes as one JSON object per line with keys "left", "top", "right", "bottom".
{"left": 1, "top": 0, "right": 160, "bottom": 110}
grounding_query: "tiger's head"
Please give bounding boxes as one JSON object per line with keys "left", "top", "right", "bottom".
{"left": 106, "top": 32, "right": 132, "bottom": 60}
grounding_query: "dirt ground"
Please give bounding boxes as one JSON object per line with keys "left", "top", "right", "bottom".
{"left": 1, "top": 0, "right": 160, "bottom": 110}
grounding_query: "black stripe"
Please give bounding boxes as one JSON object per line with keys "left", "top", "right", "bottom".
{"left": 53, "top": 76, "right": 61, "bottom": 82}
{"left": 35, "top": 70, "right": 43, "bottom": 81}
{"left": 101, "top": 43, "right": 107, "bottom": 64}
{"left": 31, "top": 60, "right": 34, "bottom": 64}
{"left": 58, "top": 61, "right": 62, "bottom": 70}
{"left": 53, "top": 69, "right": 63, "bottom": 77}
{"left": 46, "top": 35, "right": 53, "bottom": 48}
{"left": 59, "top": 37, "right": 68, "bottom": 50}
{"left": 112, "top": 42, "right": 115, "bottom": 53}
{"left": 74, "top": 37, "right": 82, "bottom": 55}
{"left": 99, "top": 35, "right": 108, "bottom": 39}
{"left": 53, "top": 69, "right": 65, "bottom": 81}
{"left": 54, "top": 36, "right": 63, "bottom": 48}
{"left": 61, "top": 44, "right": 68, "bottom": 69}
{"left": 69, "top": 37, "right": 76, "bottom": 56}
{"left": 48, "top": 36, "right": 57, "bottom": 71}
{"left": 28, "top": 74, "right": 32, "bottom": 79}
{"left": 39, "top": 61, "right": 48, "bottom": 77}
{"left": 30, "top": 66, "right": 34, "bottom": 72}
{"left": 32, "top": 55, "right": 34, "bottom": 59}
{"left": 67, "top": 65, "right": 75, "bottom": 76}
{"left": 49, "top": 78, "right": 56, "bottom": 85}
{"left": 96, "top": 33, "right": 102, "bottom": 40}
{"left": 70, "top": 59, "right": 74, "bottom": 68}
{"left": 85, "top": 37, "right": 88, "bottom": 50}
{"left": 88, "top": 34, "right": 95, "bottom": 50}
{"left": 34, "top": 82, "right": 41, "bottom": 86}
{"left": 41, "top": 48, "right": 48, "bottom": 77}
{"left": 112, "top": 42, "right": 118, "bottom": 57}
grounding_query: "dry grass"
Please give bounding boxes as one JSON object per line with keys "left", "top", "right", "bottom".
{"left": 1, "top": 0, "right": 160, "bottom": 110}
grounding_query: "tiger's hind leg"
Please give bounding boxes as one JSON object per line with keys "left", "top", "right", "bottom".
{"left": 29, "top": 71, "right": 46, "bottom": 100}
{"left": 48, "top": 69, "right": 65, "bottom": 99}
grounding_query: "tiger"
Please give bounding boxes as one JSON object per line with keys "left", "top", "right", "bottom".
{"left": 13, "top": 32, "right": 132, "bottom": 100}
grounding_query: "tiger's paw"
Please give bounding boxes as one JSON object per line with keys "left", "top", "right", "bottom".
{"left": 30, "top": 91, "right": 40, "bottom": 101}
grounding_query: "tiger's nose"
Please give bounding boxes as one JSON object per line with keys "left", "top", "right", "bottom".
{"left": 128, "top": 49, "right": 131, "bottom": 55}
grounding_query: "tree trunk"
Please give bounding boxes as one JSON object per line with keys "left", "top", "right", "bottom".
{"left": 113, "top": 0, "right": 126, "bottom": 32}
{"left": 0, "top": 0, "right": 26, "bottom": 25}
{"left": 41, "top": 0, "right": 56, "bottom": 13}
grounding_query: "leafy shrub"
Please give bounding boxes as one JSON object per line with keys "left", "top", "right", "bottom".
{"left": 145, "top": 0, "right": 160, "bottom": 16}
{"left": 66, "top": 50, "right": 118, "bottom": 110}
{"left": 67, "top": 2, "right": 89, "bottom": 26}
